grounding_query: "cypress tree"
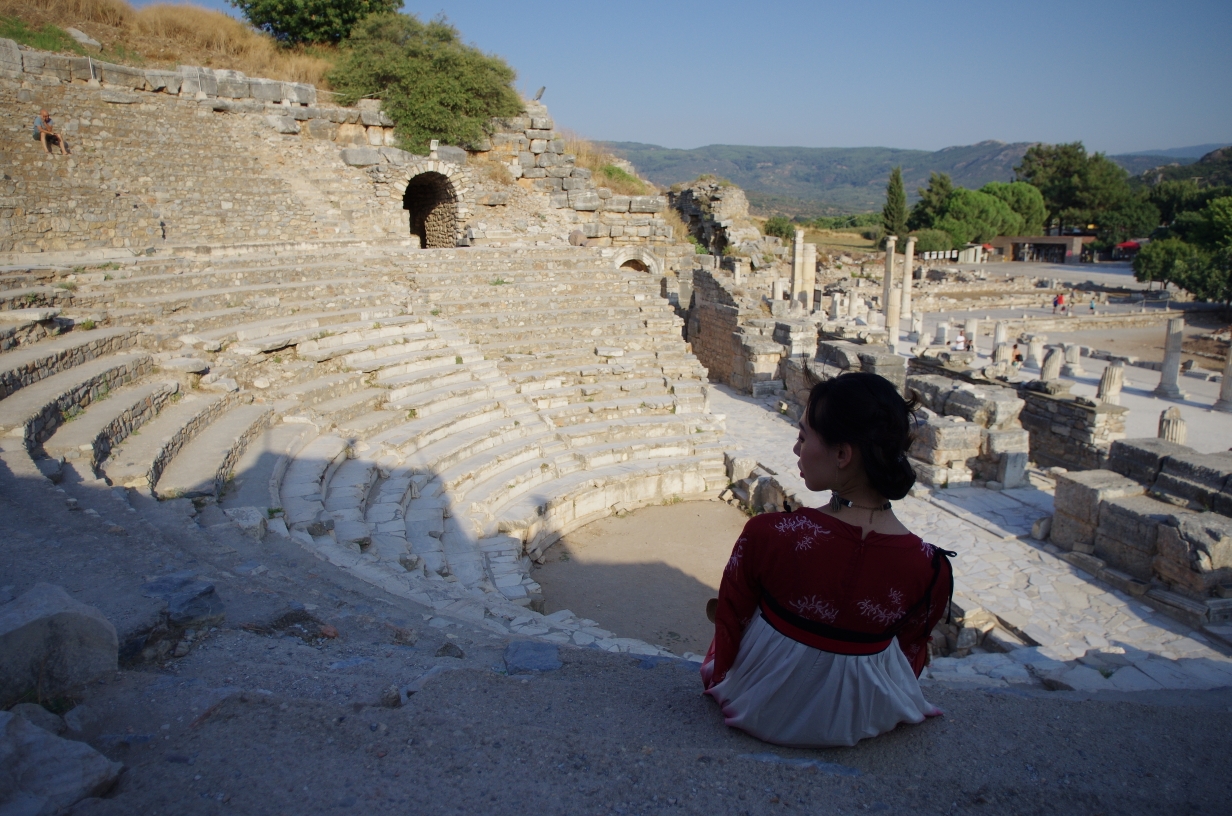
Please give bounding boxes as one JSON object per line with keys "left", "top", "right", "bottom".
{"left": 882, "top": 166, "right": 908, "bottom": 249}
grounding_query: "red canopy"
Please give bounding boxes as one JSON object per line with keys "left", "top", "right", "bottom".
{"left": 982, "top": 243, "right": 995, "bottom": 250}
{"left": 1117, "top": 241, "right": 1140, "bottom": 250}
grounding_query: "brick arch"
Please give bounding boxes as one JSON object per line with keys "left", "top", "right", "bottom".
{"left": 385, "top": 159, "right": 474, "bottom": 248}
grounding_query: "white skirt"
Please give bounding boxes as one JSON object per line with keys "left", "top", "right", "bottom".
{"left": 705, "top": 612, "right": 941, "bottom": 748}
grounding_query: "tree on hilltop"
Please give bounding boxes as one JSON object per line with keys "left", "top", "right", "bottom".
{"left": 881, "top": 166, "right": 907, "bottom": 249}
{"left": 328, "top": 13, "right": 522, "bottom": 153}
{"left": 229, "top": 0, "right": 399, "bottom": 45}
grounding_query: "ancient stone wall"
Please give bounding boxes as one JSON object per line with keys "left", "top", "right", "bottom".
{"left": 668, "top": 179, "right": 784, "bottom": 266}
{"left": 1016, "top": 386, "right": 1127, "bottom": 471}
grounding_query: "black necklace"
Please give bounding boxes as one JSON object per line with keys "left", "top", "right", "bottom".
{"left": 829, "top": 493, "right": 892, "bottom": 523}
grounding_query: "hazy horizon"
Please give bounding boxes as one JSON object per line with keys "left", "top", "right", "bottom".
{"left": 135, "top": 0, "right": 1232, "bottom": 156}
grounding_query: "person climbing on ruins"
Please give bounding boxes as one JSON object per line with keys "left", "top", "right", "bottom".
{"left": 33, "top": 109, "right": 70, "bottom": 155}
{"left": 700, "top": 372, "right": 954, "bottom": 747}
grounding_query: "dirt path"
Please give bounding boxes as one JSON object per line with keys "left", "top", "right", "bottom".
{"left": 534, "top": 501, "right": 750, "bottom": 657}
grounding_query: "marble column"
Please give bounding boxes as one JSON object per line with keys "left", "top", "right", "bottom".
{"left": 1097, "top": 360, "right": 1125, "bottom": 405}
{"left": 1040, "top": 348, "right": 1063, "bottom": 381}
{"left": 934, "top": 322, "right": 949, "bottom": 346}
{"left": 1026, "top": 335, "right": 1047, "bottom": 369}
{"left": 900, "top": 236, "right": 916, "bottom": 318}
{"left": 829, "top": 293, "right": 843, "bottom": 319}
{"left": 1061, "top": 343, "right": 1084, "bottom": 377}
{"left": 993, "top": 343, "right": 1012, "bottom": 364}
{"left": 1158, "top": 407, "right": 1186, "bottom": 444}
{"left": 732, "top": 260, "right": 744, "bottom": 285}
{"left": 1153, "top": 316, "right": 1186, "bottom": 400}
{"left": 993, "top": 321, "right": 1008, "bottom": 346}
{"left": 802, "top": 241, "right": 817, "bottom": 311}
{"left": 910, "top": 312, "right": 923, "bottom": 343}
{"left": 772, "top": 280, "right": 785, "bottom": 301}
{"left": 847, "top": 292, "right": 861, "bottom": 318}
{"left": 886, "top": 285, "right": 902, "bottom": 352}
{"left": 1214, "top": 350, "right": 1232, "bottom": 413}
{"left": 791, "top": 229, "right": 805, "bottom": 307}
{"left": 965, "top": 319, "right": 980, "bottom": 354}
{"left": 882, "top": 236, "right": 898, "bottom": 318}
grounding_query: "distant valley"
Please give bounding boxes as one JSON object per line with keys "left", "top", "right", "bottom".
{"left": 602, "top": 140, "right": 1227, "bottom": 217}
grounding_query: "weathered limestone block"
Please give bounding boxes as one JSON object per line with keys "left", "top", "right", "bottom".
{"left": 1154, "top": 513, "right": 1232, "bottom": 598}
{"left": 143, "top": 69, "right": 181, "bottom": 93}
{"left": 1106, "top": 438, "right": 1191, "bottom": 485}
{"left": 335, "top": 122, "right": 368, "bottom": 146}
{"left": 1051, "top": 470, "right": 1143, "bottom": 551}
{"left": 944, "top": 386, "right": 1024, "bottom": 430}
{"left": 629, "top": 196, "right": 665, "bottom": 213}
{"left": 0, "top": 584, "right": 118, "bottom": 706}
{"left": 1153, "top": 451, "right": 1232, "bottom": 511}
{"left": 340, "top": 147, "right": 382, "bottom": 167}
{"left": 569, "top": 191, "right": 600, "bottom": 211}
{"left": 0, "top": 711, "right": 123, "bottom": 814}
{"left": 98, "top": 61, "right": 146, "bottom": 89}
{"left": 303, "top": 118, "right": 337, "bottom": 140}
{"left": 1095, "top": 495, "right": 1193, "bottom": 580}
{"left": 263, "top": 115, "right": 300, "bottom": 134}
{"left": 908, "top": 416, "right": 982, "bottom": 464}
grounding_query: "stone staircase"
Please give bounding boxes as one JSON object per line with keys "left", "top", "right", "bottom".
{"left": 0, "top": 242, "right": 727, "bottom": 613}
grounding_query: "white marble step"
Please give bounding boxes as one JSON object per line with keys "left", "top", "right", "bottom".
{"left": 43, "top": 379, "right": 179, "bottom": 466}
{"left": 280, "top": 434, "right": 351, "bottom": 528}
{"left": 295, "top": 318, "right": 430, "bottom": 362}
{"left": 153, "top": 403, "right": 275, "bottom": 500}
{"left": 0, "top": 327, "right": 138, "bottom": 400}
{"left": 0, "top": 352, "right": 151, "bottom": 443}
{"left": 98, "top": 391, "right": 232, "bottom": 490}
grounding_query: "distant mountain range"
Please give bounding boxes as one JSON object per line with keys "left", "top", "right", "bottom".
{"left": 601, "top": 140, "right": 1230, "bottom": 217}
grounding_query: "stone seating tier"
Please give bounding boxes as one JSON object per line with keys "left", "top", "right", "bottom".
{"left": 0, "top": 242, "right": 725, "bottom": 613}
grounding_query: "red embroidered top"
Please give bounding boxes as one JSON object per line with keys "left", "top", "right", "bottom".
{"left": 707, "top": 508, "right": 953, "bottom": 687}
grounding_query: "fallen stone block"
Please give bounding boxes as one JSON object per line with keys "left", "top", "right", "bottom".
{"left": 0, "top": 584, "right": 118, "bottom": 707}
{"left": 0, "top": 711, "right": 122, "bottom": 814}
{"left": 504, "top": 640, "right": 562, "bottom": 673}
{"left": 224, "top": 506, "right": 267, "bottom": 540}
{"left": 140, "top": 572, "right": 225, "bottom": 629}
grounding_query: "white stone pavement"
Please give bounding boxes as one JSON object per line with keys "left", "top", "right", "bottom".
{"left": 709, "top": 384, "right": 1232, "bottom": 693}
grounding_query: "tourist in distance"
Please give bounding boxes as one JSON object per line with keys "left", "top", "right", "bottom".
{"left": 701, "top": 373, "right": 954, "bottom": 747}
{"left": 951, "top": 329, "right": 967, "bottom": 352}
{"left": 33, "top": 109, "right": 70, "bottom": 155}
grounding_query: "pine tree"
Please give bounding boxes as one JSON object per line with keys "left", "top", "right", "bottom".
{"left": 882, "top": 166, "right": 907, "bottom": 250}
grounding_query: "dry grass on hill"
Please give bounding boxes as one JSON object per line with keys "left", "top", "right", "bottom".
{"left": 0, "top": 0, "right": 336, "bottom": 86}
{"left": 560, "top": 131, "right": 650, "bottom": 197}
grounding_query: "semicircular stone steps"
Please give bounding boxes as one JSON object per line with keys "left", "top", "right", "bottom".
{"left": 0, "top": 242, "right": 727, "bottom": 620}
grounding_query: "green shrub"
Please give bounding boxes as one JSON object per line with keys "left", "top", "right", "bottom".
{"left": 908, "top": 229, "right": 953, "bottom": 254}
{"left": 229, "top": 0, "right": 399, "bottom": 45}
{"left": 762, "top": 216, "right": 795, "bottom": 241}
{"left": 328, "top": 12, "right": 522, "bottom": 153}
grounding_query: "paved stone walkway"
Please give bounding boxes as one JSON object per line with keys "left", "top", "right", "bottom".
{"left": 709, "top": 384, "right": 1232, "bottom": 693}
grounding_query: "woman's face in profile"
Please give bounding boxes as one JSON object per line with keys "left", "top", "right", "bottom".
{"left": 794, "top": 413, "right": 835, "bottom": 493}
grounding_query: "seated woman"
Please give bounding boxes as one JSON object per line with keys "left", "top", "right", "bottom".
{"left": 701, "top": 372, "right": 953, "bottom": 748}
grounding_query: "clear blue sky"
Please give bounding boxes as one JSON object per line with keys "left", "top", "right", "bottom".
{"left": 138, "top": 0, "right": 1231, "bottom": 155}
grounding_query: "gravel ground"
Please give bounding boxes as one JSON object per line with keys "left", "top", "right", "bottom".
{"left": 5, "top": 447, "right": 1232, "bottom": 815}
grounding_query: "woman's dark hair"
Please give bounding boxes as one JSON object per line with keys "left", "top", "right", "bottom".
{"left": 804, "top": 372, "right": 918, "bottom": 500}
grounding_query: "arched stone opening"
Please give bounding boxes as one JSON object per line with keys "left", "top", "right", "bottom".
{"left": 403, "top": 172, "right": 458, "bottom": 248}
{"left": 612, "top": 248, "right": 661, "bottom": 277}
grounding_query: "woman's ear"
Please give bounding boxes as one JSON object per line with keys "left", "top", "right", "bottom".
{"left": 834, "top": 442, "right": 856, "bottom": 470}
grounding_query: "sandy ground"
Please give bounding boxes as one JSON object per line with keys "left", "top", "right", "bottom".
{"left": 535, "top": 502, "right": 750, "bottom": 657}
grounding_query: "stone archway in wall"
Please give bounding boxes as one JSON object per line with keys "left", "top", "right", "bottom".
{"left": 387, "top": 159, "right": 473, "bottom": 248}
{"left": 612, "top": 248, "right": 661, "bottom": 277}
